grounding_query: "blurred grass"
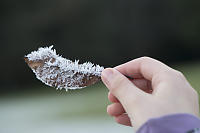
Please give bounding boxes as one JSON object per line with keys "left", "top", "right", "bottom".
{"left": 0, "top": 83, "right": 109, "bottom": 119}
{"left": 0, "top": 83, "right": 133, "bottom": 133}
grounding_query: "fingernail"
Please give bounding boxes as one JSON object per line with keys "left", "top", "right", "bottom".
{"left": 102, "top": 68, "right": 114, "bottom": 85}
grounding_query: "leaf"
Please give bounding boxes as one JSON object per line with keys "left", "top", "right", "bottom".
{"left": 24, "top": 46, "right": 104, "bottom": 91}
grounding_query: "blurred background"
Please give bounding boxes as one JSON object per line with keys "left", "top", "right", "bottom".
{"left": 0, "top": 0, "right": 200, "bottom": 133}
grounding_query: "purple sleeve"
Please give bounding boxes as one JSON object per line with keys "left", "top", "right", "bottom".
{"left": 137, "top": 114, "right": 200, "bottom": 133}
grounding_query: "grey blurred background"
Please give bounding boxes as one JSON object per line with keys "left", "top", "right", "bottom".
{"left": 0, "top": 0, "right": 200, "bottom": 133}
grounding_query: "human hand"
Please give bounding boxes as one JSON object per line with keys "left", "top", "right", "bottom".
{"left": 101, "top": 57, "right": 199, "bottom": 130}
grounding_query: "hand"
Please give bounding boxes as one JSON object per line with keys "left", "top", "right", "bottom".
{"left": 101, "top": 57, "right": 199, "bottom": 130}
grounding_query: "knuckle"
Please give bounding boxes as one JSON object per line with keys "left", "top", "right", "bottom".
{"left": 192, "top": 89, "right": 198, "bottom": 97}
{"left": 176, "top": 70, "right": 184, "bottom": 77}
{"left": 140, "top": 56, "right": 152, "bottom": 61}
{"left": 174, "top": 70, "right": 185, "bottom": 79}
{"left": 189, "top": 88, "right": 199, "bottom": 102}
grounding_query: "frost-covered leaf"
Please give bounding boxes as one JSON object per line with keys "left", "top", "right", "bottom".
{"left": 24, "top": 46, "right": 104, "bottom": 91}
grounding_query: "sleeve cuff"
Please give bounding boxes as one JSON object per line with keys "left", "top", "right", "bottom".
{"left": 137, "top": 113, "right": 200, "bottom": 133}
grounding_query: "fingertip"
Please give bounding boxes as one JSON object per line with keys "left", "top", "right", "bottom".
{"left": 107, "top": 104, "right": 114, "bottom": 116}
{"left": 101, "top": 68, "right": 114, "bottom": 87}
{"left": 107, "top": 103, "right": 125, "bottom": 116}
{"left": 106, "top": 104, "right": 111, "bottom": 115}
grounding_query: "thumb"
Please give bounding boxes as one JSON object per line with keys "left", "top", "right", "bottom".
{"left": 101, "top": 68, "right": 146, "bottom": 108}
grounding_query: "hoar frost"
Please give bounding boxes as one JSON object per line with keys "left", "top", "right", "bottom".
{"left": 24, "top": 46, "right": 104, "bottom": 91}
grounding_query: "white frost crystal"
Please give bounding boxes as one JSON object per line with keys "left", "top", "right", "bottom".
{"left": 25, "top": 46, "right": 104, "bottom": 91}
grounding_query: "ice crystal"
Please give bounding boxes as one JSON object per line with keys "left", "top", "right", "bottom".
{"left": 25, "top": 46, "right": 104, "bottom": 91}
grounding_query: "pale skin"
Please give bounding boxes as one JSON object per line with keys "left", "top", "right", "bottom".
{"left": 101, "top": 57, "right": 199, "bottom": 131}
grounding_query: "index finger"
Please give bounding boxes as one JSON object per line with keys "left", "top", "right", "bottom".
{"left": 115, "top": 57, "right": 171, "bottom": 81}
